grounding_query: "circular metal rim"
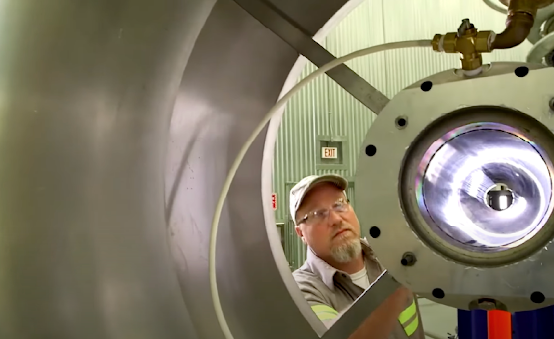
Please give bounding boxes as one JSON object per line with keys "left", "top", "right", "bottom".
{"left": 355, "top": 62, "right": 554, "bottom": 311}
{"left": 399, "top": 106, "right": 554, "bottom": 267}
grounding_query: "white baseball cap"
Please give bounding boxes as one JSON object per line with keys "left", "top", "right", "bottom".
{"left": 289, "top": 174, "right": 348, "bottom": 224}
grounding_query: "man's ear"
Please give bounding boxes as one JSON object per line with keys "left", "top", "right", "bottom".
{"left": 295, "top": 225, "right": 303, "bottom": 239}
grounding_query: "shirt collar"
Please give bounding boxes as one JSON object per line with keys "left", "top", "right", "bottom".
{"left": 305, "top": 237, "right": 377, "bottom": 290}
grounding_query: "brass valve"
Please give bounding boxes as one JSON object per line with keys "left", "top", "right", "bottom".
{"left": 432, "top": 19, "right": 495, "bottom": 71}
{"left": 432, "top": 0, "right": 554, "bottom": 71}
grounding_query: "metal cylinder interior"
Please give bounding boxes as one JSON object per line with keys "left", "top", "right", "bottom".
{"left": 399, "top": 105, "right": 554, "bottom": 267}
{"left": 415, "top": 122, "right": 553, "bottom": 252}
{"left": 0, "top": 0, "right": 360, "bottom": 338}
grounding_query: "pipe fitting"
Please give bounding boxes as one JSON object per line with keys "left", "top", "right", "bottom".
{"left": 491, "top": 11, "right": 535, "bottom": 49}
{"left": 432, "top": 19, "right": 494, "bottom": 71}
{"left": 490, "top": 0, "right": 550, "bottom": 49}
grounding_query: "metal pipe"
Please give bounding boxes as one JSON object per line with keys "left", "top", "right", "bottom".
{"left": 491, "top": 9, "right": 535, "bottom": 49}
{"left": 492, "top": 0, "right": 554, "bottom": 49}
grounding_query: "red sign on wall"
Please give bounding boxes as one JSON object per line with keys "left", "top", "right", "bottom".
{"left": 271, "top": 193, "right": 277, "bottom": 211}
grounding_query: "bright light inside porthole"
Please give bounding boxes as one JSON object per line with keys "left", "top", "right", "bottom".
{"left": 416, "top": 123, "right": 554, "bottom": 251}
{"left": 486, "top": 183, "right": 514, "bottom": 211}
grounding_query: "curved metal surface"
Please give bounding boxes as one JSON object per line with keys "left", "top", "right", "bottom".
{"left": 0, "top": 0, "right": 368, "bottom": 338}
{"left": 399, "top": 107, "right": 554, "bottom": 269}
{"left": 355, "top": 63, "right": 554, "bottom": 312}
{"left": 0, "top": 0, "right": 209, "bottom": 338}
{"left": 166, "top": 0, "right": 317, "bottom": 338}
{"left": 416, "top": 126, "right": 553, "bottom": 251}
{"left": 166, "top": 1, "right": 371, "bottom": 339}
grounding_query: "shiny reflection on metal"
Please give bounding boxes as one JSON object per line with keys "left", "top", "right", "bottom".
{"left": 0, "top": 0, "right": 211, "bottom": 338}
{"left": 231, "top": 0, "right": 389, "bottom": 113}
{"left": 414, "top": 123, "right": 553, "bottom": 253}
{"left": 166, "top": 0, "right": 339, "bottom": 338}
{"left": 356, "top": 63, "right": 554, "bottom": 312}
{"left": 0, "top": 0, "right": 371, "bottom": 338}
{"left": 486, "top": 184, "right": 515, "bottom": 211}
{"left": 401, "top": 107, "right": 554, "bottom": 268}
{"left": 0, "top": 0, "right": 409, "bottom": 338}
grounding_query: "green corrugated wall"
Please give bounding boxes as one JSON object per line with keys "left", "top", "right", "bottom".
{"left": 273, "top": 0, "right": 533, "bottom": 270}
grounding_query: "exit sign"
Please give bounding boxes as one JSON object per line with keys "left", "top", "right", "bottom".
{"left": 322, "top": 147, "right": 338, "bottom": 159}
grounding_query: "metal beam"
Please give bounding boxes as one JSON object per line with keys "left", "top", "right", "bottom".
{"left": 323, "top": 272, "right": 401, "bottom": 339}
{"left": 233, "top": 0, "right": 390, "bottom": 114}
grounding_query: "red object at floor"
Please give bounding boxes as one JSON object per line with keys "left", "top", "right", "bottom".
{"left": 488, "top": 310, "right": 512, "bottom": 339}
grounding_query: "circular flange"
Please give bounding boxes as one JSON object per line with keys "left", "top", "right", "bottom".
{"left": 355, "top": 62, "right": 554, "bottom": 312}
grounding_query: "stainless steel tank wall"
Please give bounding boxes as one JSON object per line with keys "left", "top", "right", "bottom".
{"left": 0, "top": 0, "right": 358, "bottom": 338}
{"left": 0, "top": 0, "right": 211, "bottom": 338}
{"left": 166, "top": 1, "right": 358, "bottom": 338}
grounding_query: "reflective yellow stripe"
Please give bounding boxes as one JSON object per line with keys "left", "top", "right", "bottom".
{"left": 311, "top": 305, "right": 338, "bottom": 321}
{"left": 398, "top": 299, "right": 417, "bottom": 324}
{"left": 404, "top": 315, "right": 419, "bottom": 336}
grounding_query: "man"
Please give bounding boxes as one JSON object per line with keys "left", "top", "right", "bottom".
{"left": 290, "top": 174, "right": 424, "bottom": 339}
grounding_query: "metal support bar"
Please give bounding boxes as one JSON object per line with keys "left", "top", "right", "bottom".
{"left": 322, "top": 271, "right": 401, "bottom": 339}
{"left": 233, "top": 0, "right": 390, "bottom": 114}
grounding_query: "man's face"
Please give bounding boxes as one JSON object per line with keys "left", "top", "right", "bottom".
{"left": 294, "top": 183, "right": 361, "bottom": 263}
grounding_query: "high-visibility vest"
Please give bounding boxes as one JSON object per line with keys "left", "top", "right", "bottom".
{"left": 398, "top": 299, "right": 419, "bottom": 336}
